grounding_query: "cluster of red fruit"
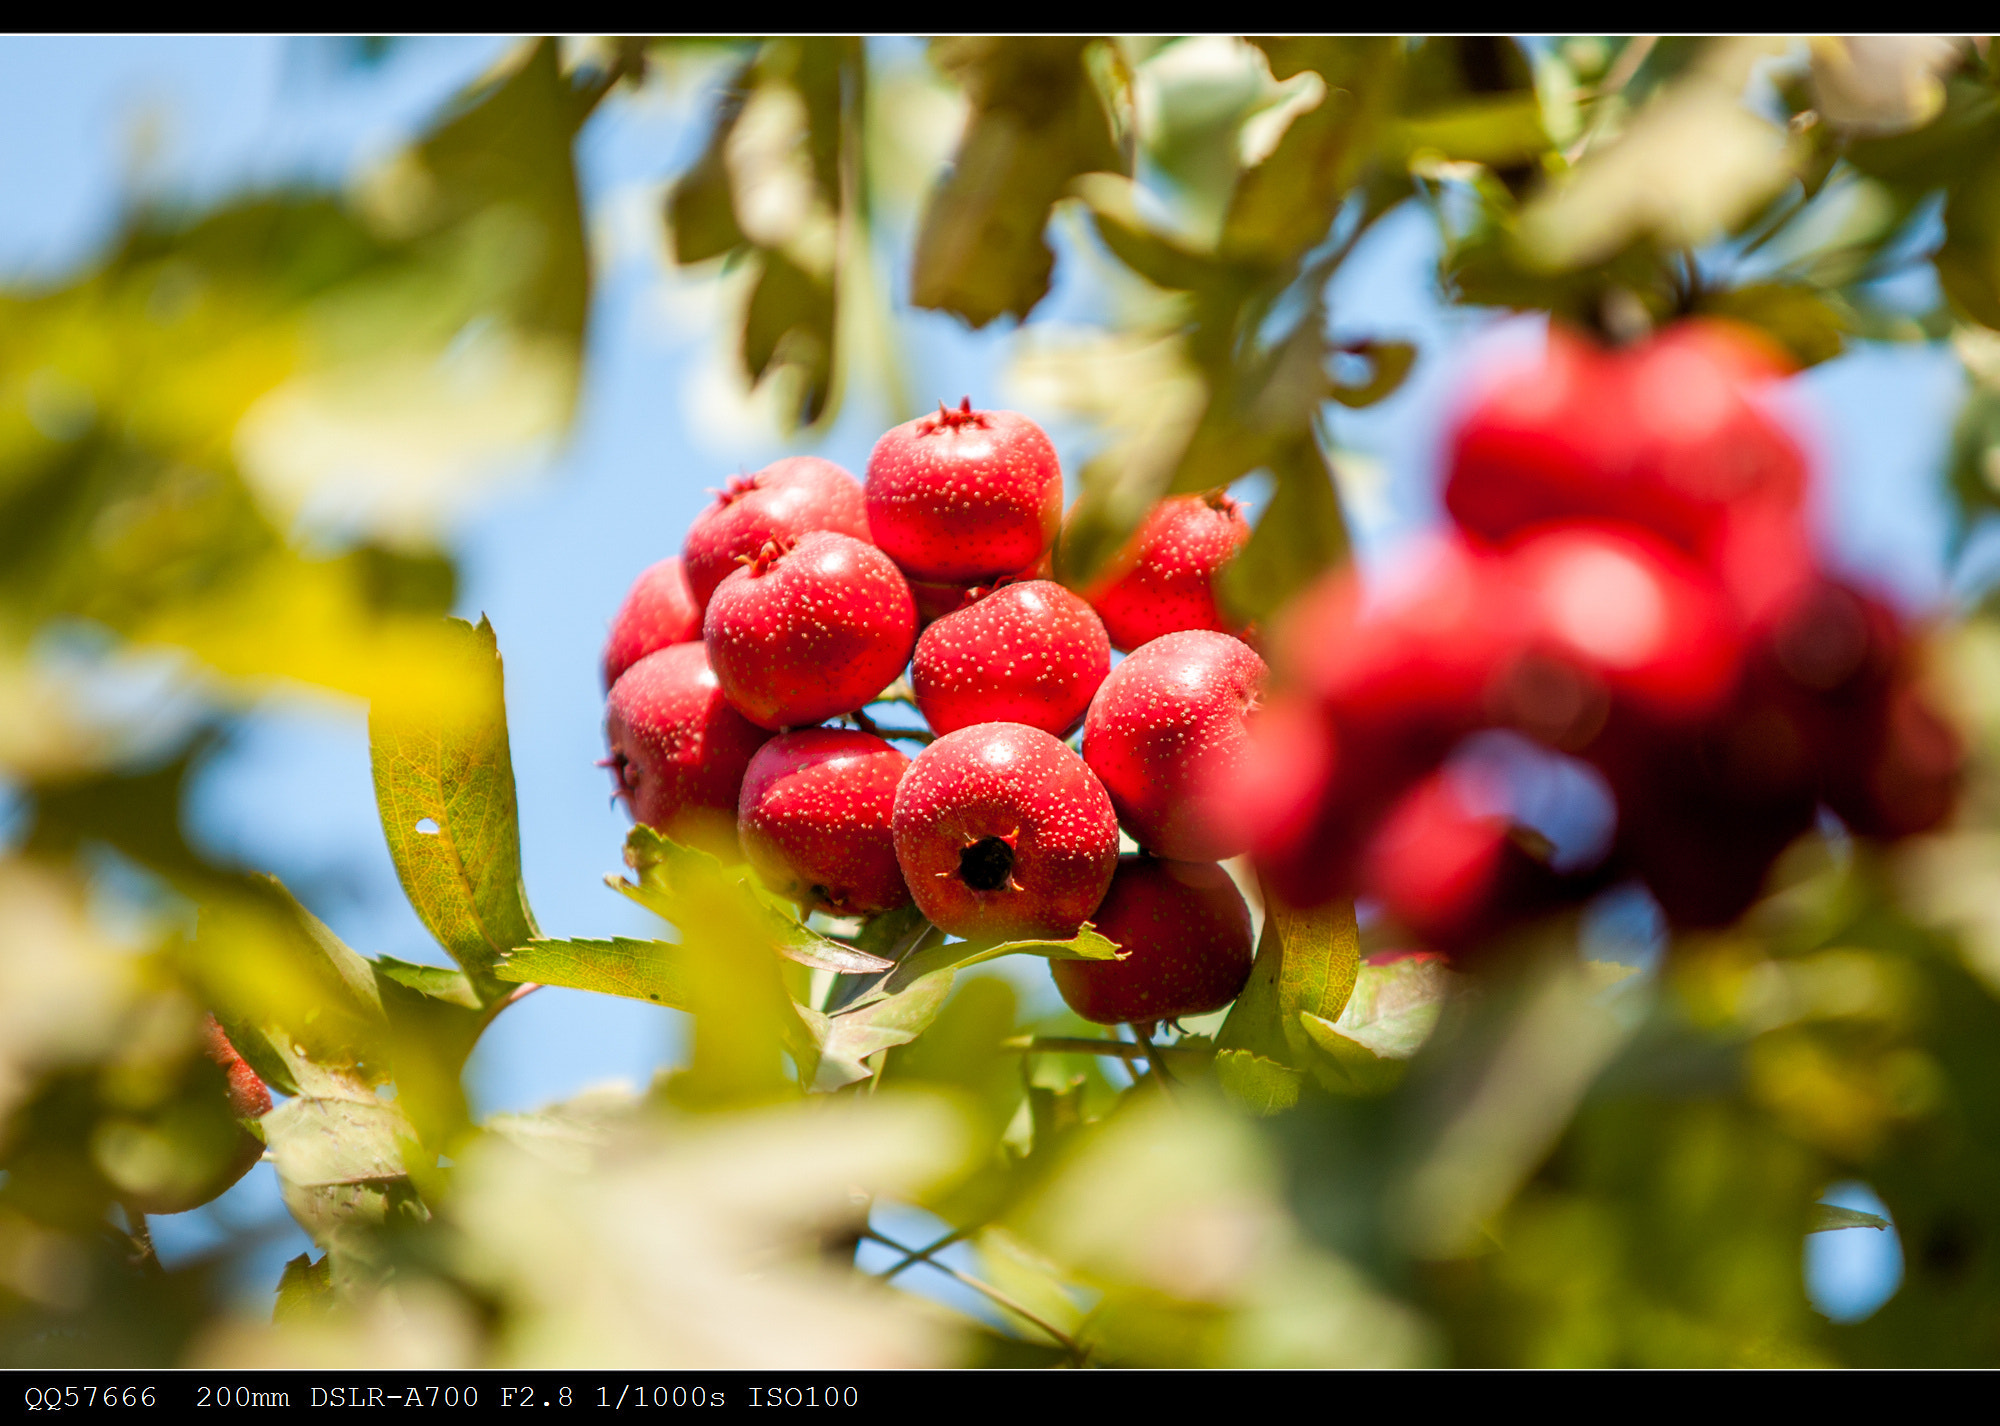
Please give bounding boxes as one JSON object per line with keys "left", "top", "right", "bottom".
{"left": 1230, "top": 321, "right": 1964, "bottom": 952}
{"left": 600, "top": 400, "right": 1263, "bottom": 1025}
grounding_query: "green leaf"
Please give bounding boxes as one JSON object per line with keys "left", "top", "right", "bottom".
{"left": 1214, "top": 1048, "right": 1304, "bottom": 1116}
{"left": 913, "top": 37, "right": 1129, "bottom": 325}
{"left": 262, "top": 1055, "right": 427, "bottom": 1265}
{"left": 495, "top": 937, "right": 696, "bottom": 1010}
{"left": 369, "top": 614, "right": 537, "bottom": 1003}
{"left": 1390, "top": 93, "right": 1550, "bottom": 169}
{"left": 1217, "top": 894, "right": 1361, "bottom": 1086}
{"left": 885, "top": 922, "right": 1123, "bottom": 996}
{"left": 372, "top": 956, "right": 481, "bottom": 1010}
{"left": 617, "top": 825, "right": 892, "bottom": 974}
{"left": 190, "top": 878, "right": 389, "bottom": 1100}
{"left": 1298, "top": 951, "right": 1454, "bottom": 1096}
{"left": 1948, "top": 375, "right": 2000, "bottom": 545}
{"left": 667, "top": 60, "right": 753, "bottom": 264}
{"left": 610, "top": 827, "right": 820, "bottom": 1107}
{"left": 273, "top": 1253, "right": 335, "bottom": 1323}
{"left": 1225, "top": 39, "right": 1403, "bottom": 268}
{"left": 1699, "top": 283, "right": 1849, "bottom": 368}
{"left": 1075, "top": 173, "right": 1221, "bottom": 291}
{"left": 800, "top": 967, "right": 958, "bottom": 1091}
{"left": 1810, "top": 1203, "right": 1892, "bottom": 1233}
{"left": 1327, "top": 340, "right": 1417, "bottom": 408}
{"left": 1221, "top": 434, "right": 1351, "bottom": 628}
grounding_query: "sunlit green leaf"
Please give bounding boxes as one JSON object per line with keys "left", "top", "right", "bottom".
{"left": 369, "top": 615, "right": 537, "bottom": 1003}
{"left": 495, "top": 937, "right": 695, "bottom": 1010}
{"left": 885, "top": 922, "right": 1122, "bottom": 996}
{"left": 1217, "top": 894, "right": 1361, "bottom": 1108}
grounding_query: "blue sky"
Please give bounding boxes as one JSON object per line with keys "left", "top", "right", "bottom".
{"left": 0, "top": 36, "right": 1927, "bottom": 1320}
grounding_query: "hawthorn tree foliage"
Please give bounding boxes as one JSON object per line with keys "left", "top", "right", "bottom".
{"left": 6, "top": 35, "right": 2000, "bottom": 1367}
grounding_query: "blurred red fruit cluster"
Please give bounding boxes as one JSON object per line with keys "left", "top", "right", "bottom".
{"left": 1236, "top": 320, "right": 1963, "bottom": 953}
{"left": 598, "top": 400, "right": 1264, "bottom": 1024}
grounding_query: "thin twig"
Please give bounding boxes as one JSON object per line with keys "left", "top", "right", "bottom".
{"left": 863, "top": 1228, "right": 1081, "bottom": 1359}
{"left": 877, "top": 1225, "right": 971, "bottom": 1282}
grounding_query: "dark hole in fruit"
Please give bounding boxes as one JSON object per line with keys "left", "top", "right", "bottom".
{"left": 958, "top": 836, "right": 1015, "bottom": 892}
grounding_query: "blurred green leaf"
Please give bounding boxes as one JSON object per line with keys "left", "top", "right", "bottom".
{"left": 1698, "top": 283, "right": 1849, "bottom": 367}
{"left": 611, "top": 828, "right": 819, "bottom": 1107}
{"left": 664, "top": 39, "right": 862, "bottom": 428}
{"left": 369, "top": 615, "right": 537, "bottom": 1004}
{"left": 914, "top": 37, "right": 1128, "bottom": 325}
{"left": 273, "top": 1253, "right": 335, "bottom": 1324}
{"left": 616, "top": 825, "right": 890, "bottom": 974}
{"left": 1221, "top": 435, "right": 1350, "bottom": 627}
{"left": 1226, "top": 39, "right": 1401, "bottom": 268}
{"left": 1810, "top": 1203, "right": 1892, "bottom": 1232}
{"left": 1327, "top": 340, "right": 1416, "bottom": 408}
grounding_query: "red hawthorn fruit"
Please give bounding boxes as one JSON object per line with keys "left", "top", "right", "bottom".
{"left": 1083, "top": 630, "right": 1268, "bottom": 862}
{"left": 606, "top": 642, "right": 775, "bottom": 856}
{"left": 702, "top": 530, "right": 918, "bottom": 731}
{"left": 738, "top": 729, "right": 912, "bottom": 916}
{"left": 602, "top": 556, "right": 703, "bottom": 691}
{"left": 913, "top": 579, "right": 1111, "bottom": 738}
{"left": 1444, "top": 320, "right": 1807, "bottom": 560}
{"left": 121, "top": 1016, "right": 272, "bottom": 1216}
{"left": 1278, "top": 537, "right": 1527, "bottom": 739}
{"left": 1508, "top": 524, "right": 1744, "bottom": 726}
{"left": 1212, "top": 690, "right": 1339, "bottom": 878}
{"left": 1051, "top": 856, "right": 1254, "bottom": 1026}
{"left": 1242, "top": 545, "right": 1531, "bottom": 911}
{"left": 891, "top": 722, "right": 1119, "bottom": 941}
{"left": 865, "top": 399, "right": 1063, "bottom": 584}
{"left": 1759, "top": 576, "right": 1962, "bottom": 839}
{"left": 1359, "top": 769, "right": 1584, "bottom": 954}
{"left": 682, "top": 456, "right": 870, "bottom": 611}
{"left": 1082, "top": 491, "right": 1253, "bottom": 652}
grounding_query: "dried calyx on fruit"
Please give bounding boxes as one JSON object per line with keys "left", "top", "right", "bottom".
{"left": 891, "top": 722, "right": 1118, "bottom": 941}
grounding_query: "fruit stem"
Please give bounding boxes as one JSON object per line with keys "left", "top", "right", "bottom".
{"left": 1131, "top": 1022, "right": 1178, "bottom": 1091}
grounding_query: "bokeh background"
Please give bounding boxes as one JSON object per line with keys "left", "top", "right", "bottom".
{"left": 0, "top": 35, "right": 1937, "bottom": 1326}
